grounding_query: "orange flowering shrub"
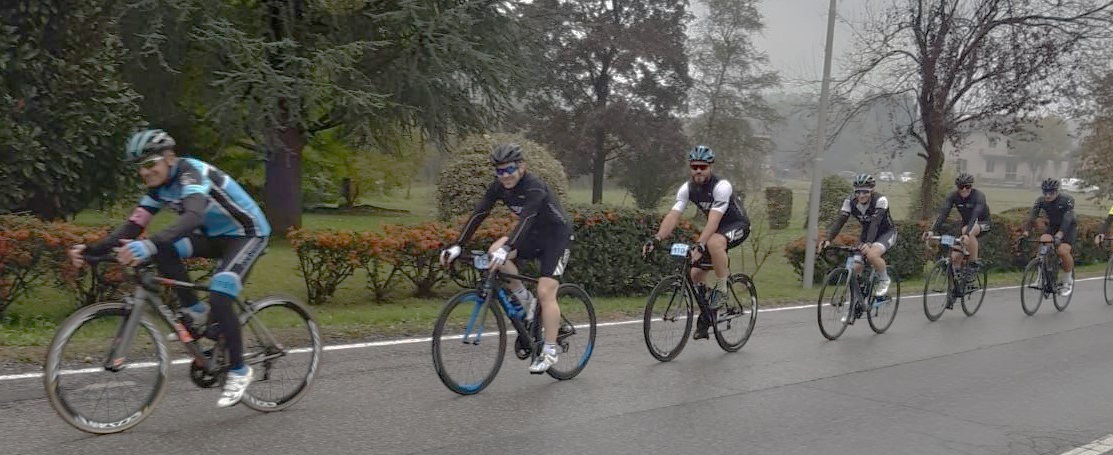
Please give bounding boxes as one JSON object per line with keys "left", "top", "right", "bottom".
{"left": 289, "top": 228, "right": 375, "bottom": 305}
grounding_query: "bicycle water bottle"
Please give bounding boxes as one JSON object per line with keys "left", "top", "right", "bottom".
{"left": 498, "top": 288, "right": 524, "bottom": 319}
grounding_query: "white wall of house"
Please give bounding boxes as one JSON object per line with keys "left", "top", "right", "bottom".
{"left": 941, "top": 132, "right": 1071, "bottom": 187}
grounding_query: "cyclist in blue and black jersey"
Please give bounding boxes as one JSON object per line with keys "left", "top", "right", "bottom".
{"left": 1021, "top": 178, "right": 1077, "bottom": 296}
{"left": 67, "top": 128, "right": 270, "bottom": 408}
{"left": 438, "top": 143, "right": 573, "bottom": 374}
{"left": 642, "top": 145, "right": 751, "bottom": 340}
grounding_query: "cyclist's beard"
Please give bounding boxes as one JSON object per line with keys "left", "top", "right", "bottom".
{"left": 691, "top": 173, "right": 709, "bottom": 185}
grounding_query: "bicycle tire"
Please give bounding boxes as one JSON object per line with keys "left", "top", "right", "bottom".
{"left": 868, "top": 278, "right": 900, "bottom": 334}
{"left": 922, "top": 262, "right": 950, "bottom": 322}
{"left": 713, "top": 273, "right": 758, "bottom": 352}
{"left": 431, "top": 290, "right": 506, "bottom": 395}
{"left": 643, "top": 275, "right": 694, "bottom": 362}
{"left": 1020, "top": 259, "right": 1044, "bottom": 316}
{"left": 239, "top": 295, "right": 322, "bottom": 412}
{"left": 44, "top": 301, "right": 169, "bottom": 434}
{"left": 962, "top": 265, "right": 988, "bottom": 316}
{"left": 546, "top": 284, "right": 597, "bottom": 380}
{"left": 817, "top": 268, "right": 851, "bottom": 340}
{"left": 1105, "top": 254, "right": 1113, "bottom": 306}
{"left": 1053, "top": 269, "right": 1074, "bottom": 312}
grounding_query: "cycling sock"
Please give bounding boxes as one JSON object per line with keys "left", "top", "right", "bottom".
{"left": 511, "top": 285, "right": 531, "bottom": 303}
{"left": 879, "top": 270, "right": 890, "bottom": 281}
{"left": 543, "top": 343, "right": 557, "bottom": 355}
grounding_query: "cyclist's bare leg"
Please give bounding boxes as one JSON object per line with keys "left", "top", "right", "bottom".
{"left": 966, "top": 224, "right": 982, "bottom": 265}
{"left": 688, "top": 233, "right": 730, "bottom": 284}
{"left": 864, "top": 244, "right": 887, "bottom": 276}
{"left": 1058, "top": 241, "right": 1074, "bottom": 273}
{"left": 537, "top": 277, "right": 560, "bottom": 344}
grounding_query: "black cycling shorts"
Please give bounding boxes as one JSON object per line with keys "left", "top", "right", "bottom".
{"left": 514, "top": 231, "right": 573, "bottom": 278}
{"left": 860, "top": 229, "right": 898, "bottom": 254}
{"left": 718, "top": 220, "right": 750, "bottom": 249}
{"left": 1045, "top": 225, "right": 1077, "bottom": 245}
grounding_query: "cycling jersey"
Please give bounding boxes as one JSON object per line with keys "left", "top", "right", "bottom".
{"left": 930, "top": 189, "right": 990, "bottom": 234}
{"left": 827, "top": 192, "right": 896, "bottom": 245}
{"left": 1024, "top": 194, "right": 1076, "bottom": 239}
{"left": 456, "top": 173, "right": 572, "bottom": 251}
{"left": 1100, "top": 204, "right": 1113, "bottom": 234}
{"left": 671, "top": 175, "right": 750, "bottom": 227}
{"left": 139, "top": 158, "right": 270, "bottom": 239}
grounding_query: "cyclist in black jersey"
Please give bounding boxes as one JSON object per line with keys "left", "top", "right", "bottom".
{"left": 923, "top": 173, "right": 990, "bottom": 269}
{"left": 1021, "top": 178, "right": 1077, "bottom": 296}
{"left": 439, "top": 143, "right": 573, "bottom": 373}
{"left": 819, "top": 174, "right": 897, "bottom": 298}
{"left": 642, "top": 145, "right": 751, "bottom": 340}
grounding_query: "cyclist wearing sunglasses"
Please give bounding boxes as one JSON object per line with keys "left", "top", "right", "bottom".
{"left": 65, "top": 128, "right": 270, "bottom": 408}
{"left": 923, "top": 172, "right": 990, "bottom": 270}
{"left": 819, "top": 173, "right": 896, "bottom": 297}
{"left": 438, "top": 143, "right": 573, "bottom": 374}
{"left": 1021, "top": 178, "right": 1077, "bottom": 296}
{"left": 642, "top": 145, "right": 751, "bottom": 340}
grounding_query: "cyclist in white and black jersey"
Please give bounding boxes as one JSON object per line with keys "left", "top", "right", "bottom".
{"left": 439, "top": 143, "right": 572, "bottom": 373}
{"left": 642, "top": 145, "right": 751, "bottom": 340}
{"left": 819, "top": 174, "right": 897, "bottom": 297}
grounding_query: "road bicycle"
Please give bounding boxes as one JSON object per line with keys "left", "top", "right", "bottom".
{"left": 923, "top": 234, "right": 987, "bottom": 321}
{"left": 816, "top": 245, "right": 901, "bottom": 340}
{"left": 1018, "top": 237, "right": 1074, "bottom": 315}
{"left": 642, "top": 242, "right": 758, "bottom": 361}
{"left": 432, "top": 251, "right": 596, "bottom": 395}
{"left": 44, "top": 255, "right": 322, "bottom": 434}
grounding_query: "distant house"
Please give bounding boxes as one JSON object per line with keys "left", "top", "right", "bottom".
{"left": 942, "top": 131, "right": 1073, "bottom": 188}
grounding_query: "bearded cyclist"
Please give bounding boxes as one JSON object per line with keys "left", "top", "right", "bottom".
{"left": 66, "top": 128, "right": 270, "bottom": 408}
{"left": 642, "top": 145, "right": 751, "bottom": 340}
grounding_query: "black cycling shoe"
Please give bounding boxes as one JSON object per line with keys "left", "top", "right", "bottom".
{"left": 693, "top": 313, "right": 711, "bottom": 340}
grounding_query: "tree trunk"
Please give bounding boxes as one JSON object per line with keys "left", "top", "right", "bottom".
{"left": 21, "top": 190, "right": 63, "bottom": 220}
{"left": 592, "top": 127, "right": 606, "bottom": 204}
{"left": 918, "top": 134, "right": 946, "bottom": 220}
{"left": 264, "top": 126, "right": 305, "bottom": 235}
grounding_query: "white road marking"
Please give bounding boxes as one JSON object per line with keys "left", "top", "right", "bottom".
{"left": 1059, "top": 434, "right": 1113, "bottom": 455}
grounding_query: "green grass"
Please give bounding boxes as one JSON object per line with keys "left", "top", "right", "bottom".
{"left": 3, "top": 180, "right": 1112, "bottom": 360}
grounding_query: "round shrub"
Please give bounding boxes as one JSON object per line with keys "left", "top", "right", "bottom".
{"left": 764, "top": 186, "right": 792, "bottom": 229}
{"left": 436, "top": 133, "right": 570, "bottom": 221}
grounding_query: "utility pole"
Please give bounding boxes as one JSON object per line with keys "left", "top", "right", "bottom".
{"left": 803, "top": 0, "right": 839, "bottom": 288}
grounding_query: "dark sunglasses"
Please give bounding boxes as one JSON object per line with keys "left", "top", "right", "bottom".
{"left": 1043, "top": 189, "right": 1057, "bottom": 195}
{"left": 690, "top": 164, "right": 709, "bottom": 171}
{"left": 495, "top": 164, "right": 519, "bottom": 176}
{"left": 957, "top": 184, "right": 972, "bottom": 190}
{"left": 136, "top": 155, "right": 165, "bottom": 169}
{"left": 854, "top": 189, "right": 872, "bottom": 195}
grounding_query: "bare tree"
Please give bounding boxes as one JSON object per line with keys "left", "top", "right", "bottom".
{"left": 833, "top": 0, "right": 1113, "bottom": 219}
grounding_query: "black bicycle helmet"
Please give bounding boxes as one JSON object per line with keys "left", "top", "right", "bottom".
{"left": 955, "top": 173, "right": 974, "bottom": 186}
{"left": 852, "top": 173, "right": 876, "bottom": 189}
{"left": 490, "top": 143, "right": 523, "bottom": 165}
{"left": 1041, "top": 178, "right": 1060, "bottom": 192}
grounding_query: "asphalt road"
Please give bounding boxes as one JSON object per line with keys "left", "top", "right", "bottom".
{"left": 4, "top": 278, "right": 1113, "bottom": 455}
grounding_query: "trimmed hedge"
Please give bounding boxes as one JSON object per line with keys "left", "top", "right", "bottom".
{"left": 436, "top": 133, "right": 569, "bottom": 221}
{"left": 764, "top": 186, "right": 792, "bottom": 230}
{"left": 803, "top": 175, "right": 853, "bottom": 229}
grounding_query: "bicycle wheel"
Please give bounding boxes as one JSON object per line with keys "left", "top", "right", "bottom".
{"left": 1105, "top": 255, "right": 1113, "bottom": 306}
{"left": 547, "top": 284, "right": 597, "bottom": 380}
{"left": 1053, "top": 269, "right": 1074, "bottom": 312}
{"left": 868, "top": 278, "right": 900, "bottom": 334}
{"left": 431, "top": 290, "right": 506, "bottom": 395}
{"left": 817, "top": 268, "right": 852, "bottom": 340}
{"left": 922, "top": 262, "right": 951, "bottom": 322}
{"left": 1019, "top": 259, "right": 1044, "bottom": 316}
{"left": 643, "top": 275, "right": 693, "bottom": 361}
{"left": 239, "top": 295, "right": 322, "bottom": 412}
{"left": 714, "top": 273, "right": 758, "bottom": 352}
{"left": 44, "top": 302, "right": 169, "bottom": 434}
{"left": 962, "top": 265, "right": 988, "bottom": 316}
